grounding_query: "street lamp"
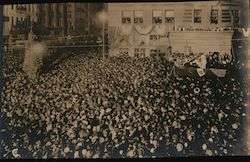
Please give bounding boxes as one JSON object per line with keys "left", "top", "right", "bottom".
{"left": 97, "top": 11, "right": 108, "bottom": 58}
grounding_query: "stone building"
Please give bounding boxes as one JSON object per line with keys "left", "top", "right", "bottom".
{"left": 107, "top": 1, "right": 248, "bottom": 58}
{"left": 3, "top": 4, "right": 39, "bottom": 38}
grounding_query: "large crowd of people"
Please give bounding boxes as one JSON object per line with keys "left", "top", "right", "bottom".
{"left": 171, "top": 52, "right": 233, "bottom": 69}
{"left": 1, "top": 47, "right": 248, "bottom": 158}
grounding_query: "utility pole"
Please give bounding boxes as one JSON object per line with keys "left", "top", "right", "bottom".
{"left": 88, "top": 3, "right": 90, "bottom": 34}
{"left": 102, "top": 18, "right": 105, "bottom": 58}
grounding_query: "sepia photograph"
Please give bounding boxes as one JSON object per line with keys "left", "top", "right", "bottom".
{"left": 1, "top": 0, "right": 250, "bottom": 159}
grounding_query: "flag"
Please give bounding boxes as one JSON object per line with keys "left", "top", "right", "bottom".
{"left": 195, "top": 55, "right": 207, "bottom": 69}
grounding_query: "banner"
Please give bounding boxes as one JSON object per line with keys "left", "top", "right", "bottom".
{"left": 155, "top": 25, "right": 166, "bottom": 35}
{"left": 134, "top": 25, "right": 154, "bottom": 35}
{"left": 135, "top": 32, "right": 150, "bottom": 46}
{"left": 121, "top": 25, "right": 133, "bottom": 35}
{"left": 210, "top": 68, "right": 227, "bottom": 77}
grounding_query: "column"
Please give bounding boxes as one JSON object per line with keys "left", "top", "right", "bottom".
{"left": 44, "top": 3, "right": 50, "bottom": 27}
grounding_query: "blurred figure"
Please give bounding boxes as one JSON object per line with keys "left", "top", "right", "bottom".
{"left": 23, "top": 29, "right": 47, "bottom": 80}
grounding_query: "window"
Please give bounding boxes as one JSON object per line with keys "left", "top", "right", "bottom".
{"left": 122, "top": 11, "right": 132, "bottom": 24}
{"left": 234, "top": 10, "right": 240, "bottom": 25}
{"left": 134, "top": 11, "right": 143, "bottom": 24}
{"left": 152, "top": 10, "right": 162, "bottom": 24}
{"left": 11, "top": 5, "right": 14, "bottom": 10}
{"left": 221, "top": 10, "right": 231, "bottom": 23}
{"left": 210, "top": 10, "right": 218, "bottom": 24}
{"left": 139, "top": 48, "right": 145, "bottom": 58}
{"left": 183, "top": 9, "right": 193, "bottom": 23}
{"left": 150, "top": 49, "right": 158, "bottom": 58}
{"left": 134, "top": 48, "right": 145, "bottom": 58}
{"left": 3, "top": 16, "right": 9, "bottom": 22}
{"left": 120, "top": 48, "right": 129, "bottom": 56}
{"left": 165, "top": 10, "right": 175, "bottom": 23}
{"left": 134, "top": 48, "right": 140, "bottom": 57}
{"left": 194, "top": 10, "right": 202, "bottom": 23}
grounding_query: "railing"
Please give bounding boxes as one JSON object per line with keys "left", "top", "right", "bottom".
{"left": 2, "top": 36, "right": 107, "bottom": 52}
{"left": 173, "top": 27, "right": 234, "bottom": 32}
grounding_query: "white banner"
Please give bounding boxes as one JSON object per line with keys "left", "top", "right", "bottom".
{"left": 210, "top": 68, "right": 227, "bottom": 77}
{"left": 134, "top": 25, "right": 154, "bottom": 35}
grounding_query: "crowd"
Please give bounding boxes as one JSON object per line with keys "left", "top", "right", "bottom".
{"left": 171, "top": 52, "right": 233, "bottom": 69}
{"left": 206, "top": 52, "right": 232, "bottom": 69}
{"left": 1, "top": 47, "right": 248, "bottom": 158}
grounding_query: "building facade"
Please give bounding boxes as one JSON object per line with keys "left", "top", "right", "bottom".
{"left": 37, "top": 3, "right": 67, "bottom": 36}
{"left": 108, "top": 1, "right": 248, "bottom": 58}
{"left": 3, "top": 4, "right": 39, "bottom": 37}
{"left": 66, "top": 3, "right": 104, "bottom": 36}
{"left": 3, "top": 3, "right": 105, "bottom": 39}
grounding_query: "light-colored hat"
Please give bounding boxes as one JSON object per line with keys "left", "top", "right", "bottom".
{"left": 176, "top": 143, "right": 183, "bottom": 152}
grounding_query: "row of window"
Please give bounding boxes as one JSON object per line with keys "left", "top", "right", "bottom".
{"left": 8, "top": 16, "right": 35, "bottom": 26}
{"left": 11, "top": 4, "right": 35, "bottom": 12}
{"left": 121, "top": 9, "right": 240, "bottom": 25}
{"left": 119, "top": 48, "right": 164, "bottom": 58}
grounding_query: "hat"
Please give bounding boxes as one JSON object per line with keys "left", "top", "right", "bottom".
{"left": 64, "top": 147, "right": 70, "bottom": 153}
{"left": 176, "top": 143, "right": 183, "bottom": 152}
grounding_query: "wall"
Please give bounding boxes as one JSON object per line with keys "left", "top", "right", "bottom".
{"left": 108, "top": 1, "right": 245, "bottom": 29}
{"left": 3, "top": 4, "right": 39, "bottom": 36}
{"left": 108, "top": 1, "right": 245, "bottom": 57}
